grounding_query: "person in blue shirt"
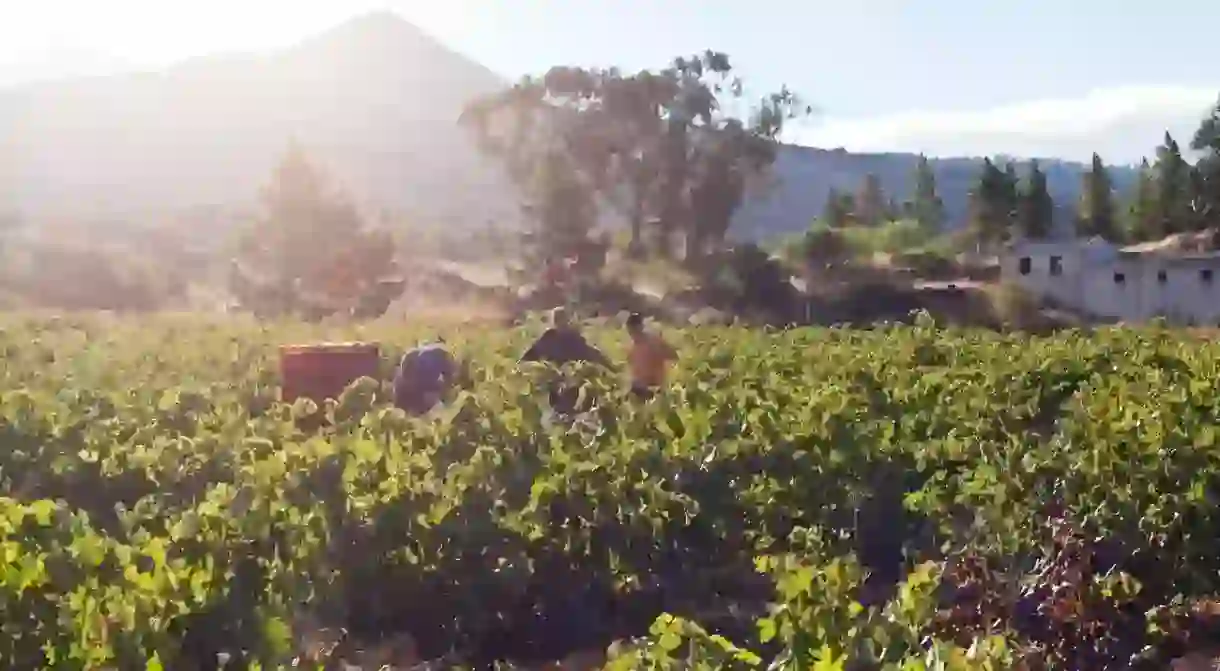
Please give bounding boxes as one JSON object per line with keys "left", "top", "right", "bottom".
{"left": 393, "top": 341, "right": 459, "bottom": 415}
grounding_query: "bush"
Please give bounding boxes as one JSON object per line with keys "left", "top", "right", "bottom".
{"left": 836, "top": 219, "right": 936, "bottom": 258}
{"left": 890, "top": 248, "right": 959, "bottom": 280}
{"left": 3, "top": 241, "right": 181, "bottom": 312}
{"left": 985, "top": 283, "right": 1046, "bottom": 330}
{"left": 800, "top": 226, "right": 850, "bottom": 268}
{"left": 697, "top": 244, "right": 801, "bottom": 323}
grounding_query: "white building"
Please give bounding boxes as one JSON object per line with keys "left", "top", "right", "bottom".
{"left": 1002, "top": 237, "right": 1220, "bottom": 325}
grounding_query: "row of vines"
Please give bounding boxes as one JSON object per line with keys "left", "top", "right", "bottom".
{"left": 3, "top": 313, "right": 1220, "bottom": 669}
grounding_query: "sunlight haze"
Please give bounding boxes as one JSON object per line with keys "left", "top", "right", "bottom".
{"left": 4, "top": 1, "right": 1219, "bottom": 162}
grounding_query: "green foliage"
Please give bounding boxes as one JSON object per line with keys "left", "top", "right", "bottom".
{"left": 1151, "top": 133, "right": 1197, "bottom": 237}
{"left": 799, "top": 225, "right": 850, "bottom": 268}
{"left": 4, "top": 314, "right": 1220, "bottom": 668}
{"left": 523, "top": 150, "right": 600, "bottom": 262}
{"left": 1078, "top": 153, "right": 1118, "bottom": 241}
{"left": 462, "top": 52, "right": 809, "bottom": 264}
{"left": 1, "top": 241, "right": 183, "bottom": 312}
{"left": 1191, "top": 97, "right": 1220, "bottom": 224}
{"left": 1123, "top": 159, "right": 1159, "bottom": 242}
{"left": 967, "top": 158, "right": 1018, "bottom": 248}
{"left": 855, "top": 174, "right": 887, "bottom": 228}
{"left": 1115, "top": 111, "right": 1220, "bottom": 243}
{"left": 697, "top": 244, "right": 800, "bottom": 321}
{"left": 1017, "top": 159, "right": 1054, "bottom": 239}
{"left": 232, "top": 144, "right": 403, "bottom": 319}
{"left": 912, "top": 155, "right": 945, "bottom": 232}
{"left": 833, "top": 219, "right": 939, "bottom": 258}
{"left": 821, "top": 188, "right": 855, "bottom": 228}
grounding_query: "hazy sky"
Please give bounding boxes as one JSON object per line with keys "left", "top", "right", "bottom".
{"left": 3, "top": 0, "right": 1219, "bottom": 164}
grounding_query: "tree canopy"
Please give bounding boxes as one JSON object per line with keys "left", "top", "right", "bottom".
{"left": 230, "top": 144, "right": 403, "bottom": 319}
{"left": 460, "top": 51, "right": 810, "bottom": 265}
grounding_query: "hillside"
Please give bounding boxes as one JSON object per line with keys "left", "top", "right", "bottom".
{"left": 734, "top": 148, "right": 1138, "bottom": 241}
{"left": 0, "top": 12, "right": 519, "bottom": 233}
{"left": 0, "top": 12, "right": 1137, "bottom": 242}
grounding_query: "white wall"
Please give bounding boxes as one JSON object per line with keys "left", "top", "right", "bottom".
{"left": 1134, "top": 259, "right": 1220, "bottom": 325}
{"left": 1082, "top": 257, "right": 1146, "bottom": 321}
{"left": 1003, "top": 241, "right": 1220, "bottom": 324}
{"left": 1069, "top": 257, "right": 1220, "bottom": 324}
{"left": 1003, "top": 241, "right": 1087, "bottom": 310}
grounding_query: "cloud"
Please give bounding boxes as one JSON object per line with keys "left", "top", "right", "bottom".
{"left": 787, "top": 85, "right": 1220, "bottom": 165}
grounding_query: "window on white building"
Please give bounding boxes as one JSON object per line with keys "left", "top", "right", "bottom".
{"left": 1049, "top": 256, "right": 1063, "bottom": 276}
{"left": 1113, "top": 272, "right": 1125, "bottom": 285}
{"left": 1157, "top": 269, "right": 1167, "bottom": 283}
{"left": 1018, "top": 257, "right": 1031, "bottom": 275}
{"left": 1202, "top": 269, "right": 1214, "bottom": 284}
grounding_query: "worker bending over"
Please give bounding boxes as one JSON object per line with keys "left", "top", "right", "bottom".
{"left": 393, "top": 341, "right": 458, "bottom": 415}
{"left": 520, "top": 307, "right": 612, "bottom": 414}
{"left": 520, "top": 307, "right": 612, "bottom": 368}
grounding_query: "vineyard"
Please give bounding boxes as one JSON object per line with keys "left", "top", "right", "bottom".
{"left": 4, "top": 313, "right": 1220, "bottom": 669}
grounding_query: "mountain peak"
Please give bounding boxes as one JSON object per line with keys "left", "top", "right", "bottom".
{"left": 301, "top": 10, "right": 432, "bottom": 52}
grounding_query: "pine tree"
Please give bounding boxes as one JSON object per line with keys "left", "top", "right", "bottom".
{"left": 231, "top": 144, "right": 401, "bottom": 317}
{"left": 967, "top": 158, "right": 1015, "bottom": 246}
{"left": 1152, "top": 132, "right": 1195, "bottom": 236}
{"left": 855, "top": 173, "right": 887, "bottom": 227}
{"left": 885, "top": 196, "right": 902, "bottom": 223}
{"left": 1077, "top": 153, "right": 1117, "bottom": 240}
{"left": 822, "top": 187, "right": 851, "bottom": 227}
{"left": 1190, "top": 96, "right": 1220, "bottom": 222}
{"left": 1003, "top": 162, "right": 1020, "bottom": 218}
{"left": 911, "top": 154, "right": 945, "bottom": 232}
{"left": 1003, "top": 162, "right": 1021, "bottom": 238}
{"left": 1017, "top": 159, "right": 1053, "bottom": 239}
{"left": 1188, "top": 164, "right": 1209, "bottom": 227}
{"left": 531, "top": 149, "right": 598, "bottom": 259}
{"left": 838, "top": 192, "right": 858, "bottom": 225}
{"left": 1123, "top": 158, "right": 1159, "bottom": 242}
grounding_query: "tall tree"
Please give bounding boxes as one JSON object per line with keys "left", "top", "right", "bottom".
{"left": 1190, "top": 96, "right": 1220, "bottom": 222}
{"left": 911, "top": 155, "right": 945, "bottom": 231}
{"left": 1152, "top": 132, "right": 1196, "bottom": 236}
{"left": 1123, "top": 158, "right": 1159, "bottom": 242}
{"left": 1002, "top": 162, "right": 1020, "bottom": 219}
{"left": 525, "top": 150, "right": 599, "bottom": 261}
{"left": 855, "top": 173, "right": 887, "bottom": 227}
{"left": 681, "top": 81, "right": 808, "bottom": 260}
{"left": 230, "top": 144, "right": 400, "bottom": 317}
{"left": 967, "top": 158, "right": 1016, "bottom": 247}
{"left": 1077, "top": 153, "right": 1117, "bottom": 240}
{"left": 802, "top": 226, "right": 849, "bottom": 268}
{"left": 460, "top": 69, "right": 615, "bottom": 264}
{"left": 885, "top": 196, "right": 902, "bottom": 223}
{"left": 461, "top": 53, "right": 808, "bottom": 264}
{"left": 1017, "top": 160, "right": 1054, "bottom": 239}
{"left": 821, "top": 187, "right": 852, "bottom": 227}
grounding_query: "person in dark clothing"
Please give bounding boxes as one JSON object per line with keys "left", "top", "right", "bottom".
{"left": 520, "top": 307, "right": 611, "bottom": 413}
{"left": 519, "top": 307, "right": 611, "bottom": 368}
{"left": 393, "top": 341, "right": 458, "bottom": 415}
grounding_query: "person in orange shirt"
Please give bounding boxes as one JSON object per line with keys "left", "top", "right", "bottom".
{"left": 625, "top": 312, "right": 677, "bottom": 400}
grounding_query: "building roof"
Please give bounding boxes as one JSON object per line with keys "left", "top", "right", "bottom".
{"left": 1006, "top": 236, "right": 1114, "bottom": 253}
{"left": 1117, "top": 250, "right": 1220, "bottom": 266}
{"left": 1120, "top": 229, "right": 1220, "bottom": 257}
{"left": 1008, "top": 231, "right": 1220, "bottom": 263}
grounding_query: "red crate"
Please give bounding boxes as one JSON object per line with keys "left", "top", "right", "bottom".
{"left": 280, "top": 342, "right": 381, "bottom": 404}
